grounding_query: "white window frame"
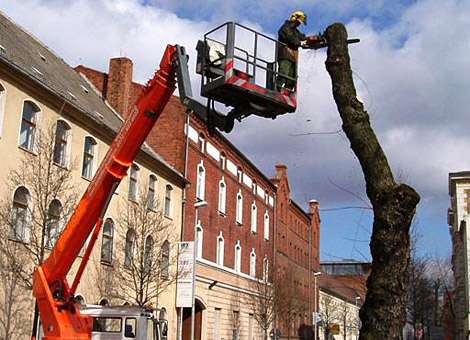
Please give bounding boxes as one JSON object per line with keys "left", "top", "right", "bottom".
{"left": 251, "top": 202, "right": 257, "bottom": 234}
{"left": 0, "top": 83, "right": 6, "bottom": 137}
{"left": 164, "top": 185, "right": 173, "bottom": 218}
{"left": 101, "top": 217, "right": 115, "bottom": 264}
{"left": 216, "top": 232, "right": 224, "bottom": 266}
{"left": 263, "top": 257, "right": 269, "bottom": 282}
{"left": 10, "top": 185, "right": 32, "bottom": 242}
{"left": 124, "top": 228, "right": 136, "bottom": 268}
{"left": 218, "top": 178, "right": 226, "bottom": 215}
{"left": 147, "top": 174, "right": 157, "bottom": 210}
{"left": 235, "top": 241, "right": 241, "bottom": 273}
{"left": 264, "top": 211, "right": 270, "bottom": 240}
{"left": 81, "top": 135, "right": 98, "bottom": 179}
{"left": 161, "top": 240, "right": 170, "bottom": 279}
{"left": 18, "top": 99, "right": 41, "bottom": 153}
{"left": 128, "top": 164, "right": 140, "bottom": 202}
{"left": 45, "top": 198, "right": 63, "bottom": 248}
{"left": 236, "top": 190, "right": 243, "bottom": 225}
{"left": 53, "top": 119, "right": 72, "bottom": 168}
{"left": 250, "top": 249, "right": 256, "bottom": 277}
{"left": 196, "top": 162, "right": 206, "bottom": 200}
{"left": 196, "top": 222, "right": 203, "bottom": 259}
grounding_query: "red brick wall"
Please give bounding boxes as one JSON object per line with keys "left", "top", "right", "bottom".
{"left": 74, "top": 65, "right": 108, "bottom": 96}
{"left": 148, "top": 97, "right": 188, "bottom": 172}
{"left": 184, "top": 115, "right": 275, "bottom": 279}
{"left": 272, "top": 164, "right": 321, "bottom": 332}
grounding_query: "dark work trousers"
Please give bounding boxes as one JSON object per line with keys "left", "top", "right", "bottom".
{"left": 276, "top": 59, "right": 296, "bottom": 90}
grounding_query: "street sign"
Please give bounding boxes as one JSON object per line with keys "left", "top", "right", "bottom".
{"left": 176, "top": 241, "right": 195, "bottom": 307}
{"left": 330, "top": 323, "right": 340, "bottom": 335}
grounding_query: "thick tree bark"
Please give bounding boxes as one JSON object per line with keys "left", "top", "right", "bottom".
{"left": 323, "top": 23, "right": 420, "bottom": 340}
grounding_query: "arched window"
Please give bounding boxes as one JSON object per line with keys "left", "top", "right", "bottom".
{"left": 251, "top": 202, "right": 257, "bottom": 234}
{"left": 128, "top": 164, "right": 139, "bottom": 201}
{"left": 147, "top": 175, "right": 157, "bottom": 210}
{"left": 236, "top": 191, "right": 243, "bottom": 225}
{"left": 45, "top": 199, "right": 63, "bottom": 248}
{"left": 124, "top": 228, "right": 135, "bottom": 268}
{"left": 101, "top": 219, "right": 114, "bottom": 264}
{"left": 196, "top": 223, "right": 203, "bottom": 259}
{"left": 53, "top": 120, "right": 72, "bottom": 167}
{"left": 250, "top": 249, "right": 256, "bottom": 277}
{"left": 218, "top": 178, "right": 226, "bottom": 214}
{"left": 164, "top": 185, "right": 172, "bottom": 217}
{"left": 216, "top": 233, "right": 224, "bottom": 266}
{"left": 161, "top": 240, "right": 170, "bottom": 279}
{"left": 144, "top": 235, "right": 154, "bottom": 273}
{"left": 0, "top": 83, "right": 6, "bottom": 137}
{"left": 75, "top": 295, "right": 86, "bottom": 306}
{"left": 196, "top": 163, "right": 206, "bottom": 200}
{"left": 235, "top": 242, "right": 241, "bottom": 273}
{"left": 10, "top": 186, "right": 30, "bottom": 241}
{"left": 264, "top": 211, "right": 270, "bottom": 240}
{"left": 19, "top": 100, "right": 40, "bottom": 151}
{"left": 82, "top": 136, "right": 97, "bottom": 179}
{"left": 263, "top": 257, "right": 269, "bottom": 282}
{"left": 99, "top": 298, "right": 109, "bottom": 306}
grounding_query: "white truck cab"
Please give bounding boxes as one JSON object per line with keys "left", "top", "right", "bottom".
{"left": 79, "top": 306, "right": 168, "bottom": 340}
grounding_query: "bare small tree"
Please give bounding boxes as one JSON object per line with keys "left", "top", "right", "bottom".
{"left": 0, "top": 123, "right": 78, "bottom": 338}
{"left": 113, "top": 183, "right": 180, "bottom": 307}
{"left": 244, "top": 261, "right": 281, "bottom": 340}
{"left": 0, "top": 241, "right": 30, "bottom": 340}
{"left": 319, "top": 292, "right": 340, "bottom": 340}
{"left": 275, "top": 266, "right": 308, "bottom": 340}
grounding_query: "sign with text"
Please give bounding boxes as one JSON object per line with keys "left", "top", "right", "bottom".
{"left": 176, "top": 241, "right": 195, "bottom": 308}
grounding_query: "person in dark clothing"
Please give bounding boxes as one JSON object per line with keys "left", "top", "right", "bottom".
{"left": 276, "top": 11, "right": 308, "bottom": 91}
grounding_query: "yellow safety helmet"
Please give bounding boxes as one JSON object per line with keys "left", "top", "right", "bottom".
{"left": 291, "top": 11, "right": 307, "bottom": 25}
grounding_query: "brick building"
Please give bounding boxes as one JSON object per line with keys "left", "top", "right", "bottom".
{"left": 76, "top": 56, "right": 321, "bottom": 340}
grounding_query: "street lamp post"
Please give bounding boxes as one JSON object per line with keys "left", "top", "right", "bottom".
{"left": 191, "top": 200, "right": 208, "bottom": 340}
{"left": 313, "top": 272, "right": 321, "bottom": 340}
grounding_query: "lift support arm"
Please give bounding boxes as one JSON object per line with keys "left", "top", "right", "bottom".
{"left": 33, "top": 44, "right": 178, "bottom": 340}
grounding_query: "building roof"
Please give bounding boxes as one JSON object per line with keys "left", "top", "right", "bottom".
{"left": 449, "top": 171, "right": 470, "bottom": 196}
{"left": 0, "top": 11, "right": 186, "bottom": 185}
{"left": 318, "top": 272, "right": 366, "bottom": 306}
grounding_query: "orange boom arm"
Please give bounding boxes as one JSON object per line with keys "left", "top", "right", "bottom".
{"left": 33, "top": 45, "right": 178, "bottom": 340}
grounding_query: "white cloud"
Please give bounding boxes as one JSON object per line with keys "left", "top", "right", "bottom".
{"left": 1, "top": 0, "right": 467, "bottom": 257}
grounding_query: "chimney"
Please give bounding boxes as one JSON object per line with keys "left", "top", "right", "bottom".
{"left": 308, "top": 199, "right": 319, "bottom": 217}
{"left": 107, "top": 57, "right": 133, "bottom": 117}
{"left": 275, "top": 163, "right": 287, "bottom": 173}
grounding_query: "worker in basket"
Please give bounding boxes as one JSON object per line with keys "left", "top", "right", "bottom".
{"left": 276, "top": 11, "right": 308, "bottom": 92}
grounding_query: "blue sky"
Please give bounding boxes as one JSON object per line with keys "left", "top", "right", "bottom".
{"left": 1, "top": 0, "right": 469, "bottom": 261}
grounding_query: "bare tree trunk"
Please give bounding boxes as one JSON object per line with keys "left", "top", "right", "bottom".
{"left": 323, "top": 23, "right": 420, "bottom": 340}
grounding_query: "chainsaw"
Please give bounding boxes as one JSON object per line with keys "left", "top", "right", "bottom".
{"left": 304, "top": 34, "right": 360, "bottom": 50}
